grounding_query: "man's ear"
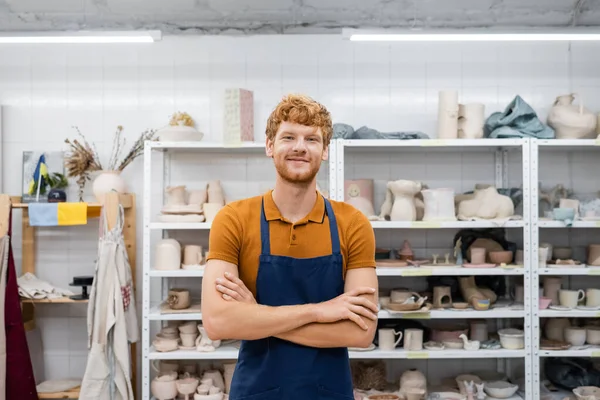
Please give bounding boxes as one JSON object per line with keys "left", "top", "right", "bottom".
{"left": 266, "top": 137, "right": 274, "bottom": 157}
{"left": 321, "top": 144, "right": 329, "bottom": 161}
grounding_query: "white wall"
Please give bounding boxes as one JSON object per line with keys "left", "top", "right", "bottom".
{"left": 1, "top": 34, "right": 600, "bottom": 392}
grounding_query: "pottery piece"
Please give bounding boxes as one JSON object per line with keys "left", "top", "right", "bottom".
{"left": 431, "top": 327, "right": 469, "bottom": 342}
{"left": 183, "top": 245, "right": 203, "bottom": 267}
{"left": 207, "top": 180, "right": 226, "bottom": 205}
{"left": 565, "top": 327, "right": 587, "bottom": 346}
{"left": 166, "top": 185, "right": 187, "bottom": 206}
{"left": 398, "top": 240, "right": 414, "bottom": 261}
{"left": 390, "top": 289, "right": 421, "bottom": 304}
{"left": 497, "top": 328, "right": 524, "bottom": 349}
{"left": 404, "top": 329, "right": 424, "bottom": 351}
{"left": 203, "top": 203, "right": 223, "bottom": 223}
{"left": 469, "top": 320, "right": 488, "bottom": 342}
{"left": 553, "top": 246, "right": 573, "bottom": 260}
{"left": 400, "top": 368, "right": 427, "bottom": 396}
{"left": 224, "top": 88, "right": 254, "bottom": 142}
{"left": 379, "top": 180, "right": 422, "bottom": 221}
{"left": 559, "top": 289, "right": 585, "bottom": 308}
{"left": 457, "top": 186, "right": 514, "bottom": 220}
{"left": 442, "top": 338, "right": 463, "bottom": 349}
{"left": 151, "top": 373, "right": 178, "bottom": 400}
{"left": 177, "top": 377, "right": 200, "bottom": 400}
{"left": 543, "top": 276, "right": 562, "bottom": 305}
{"left": 588, "top": 244, "right": 600, "bottom": 266}
{"left": 510, "top": 284, "right": 524, "bottom": 303}
{"left": 153, "top": 337, "right": 179, "bottom": 352}
{"left": 455, "top": 375, "right": 481, "bottom": 396}
{"left": 489, "top": 250, "right": 513, "bottom": 265}
{"left": 154, "top": 239, "right": 182, "bottom": 271}
{"left": 438, "top": 90, "right": 459, "bottom": 139}
{"left": 367, "top": 395, "right": 401, "bottom": 400}
{"left": 587, "top": 288, "right": 600, "bottom": 307}
{"left": 168, "top": 288, "right": 191, "bottom": 310}
{"left": 180, "top": 332, "right": 199, "bottom": 347}
{"left": 587, "top": 326, "right": 600, "bottom": 345}
{"left": 452, "top": 302, "right": 469, "bottom": 309}
{"left": 378, "top": 328, "right": 402, "bottom": 350}
{"left": 547, "top": 93, "right": 597, "bottom": 139}
{"left": 92, "top": 170, "right": 127, "bottom": 203}
{"left": 345, "top": 179, "right": 376, "bottom": 217}
{"left": 545, "top": 318, "right": 571, "bottom": 342}
{"left": 202, "top": 370, "right": 225, "bottom": 393}
{"left": 433, "top": 286, "right": 452, "bottom": 309}
{"left": 157, "top": 116, "right": 204, "bottom": 141}
{"left": 459, "top": 334, "right": 480, "bottom": 350}
{"left": 469, "top": 248, "right": 486, "bottom": 264}
{"left": 151, "top": 360, "right": 180, "bottom": 375}
{"left": 573, "top": 386, "right": 600, "bottom": 400}
{"left": 422, "top": 188, "right": 457, "bottom": 221}
{"left": 223, "top": 362, "right": 236, "bottom": 394}
{"left": 406, "top": 388, "right": 426, "bottom": 400}
{"left": 196, "top": 326, "right": 222, "bottom": 352}
{"left": 458, "top": 103, "right": 485, "bottom": 139}
{"left": 539, "top": 297, "right": 552, "bottom": 309}
{"left": 484, "top": 381, "right": 518, "bottom": 399}
{"left": 188, "top": 189, "right": 208, "bottom": 206}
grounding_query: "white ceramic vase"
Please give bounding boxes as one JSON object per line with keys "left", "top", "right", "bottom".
{"left": 437, "top": 91, "right": 459, "bottom": 139}
{"left": 92, "top": 170, "right": 127, "bottom": 203}
{"left": 422, "top": 188, "right": 457, "bottom": 221}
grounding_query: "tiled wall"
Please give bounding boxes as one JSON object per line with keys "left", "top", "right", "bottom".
{"left": 1, "top": 34, "right": 600, "bottom": 389}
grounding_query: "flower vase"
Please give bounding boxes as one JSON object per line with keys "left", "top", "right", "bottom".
{"left": 92, "top": 170, "right": 127, "bottom": 203}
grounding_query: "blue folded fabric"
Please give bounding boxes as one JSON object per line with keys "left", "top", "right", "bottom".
{"left": 28, "top": 203, "right": 59, "bottom": 226}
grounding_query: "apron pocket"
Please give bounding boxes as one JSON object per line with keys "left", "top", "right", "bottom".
{"left": 318, "top": 385, "right": 354, "bottom": 400}
{"left": 233, "top": 387, "right": 281, "bottom": 400}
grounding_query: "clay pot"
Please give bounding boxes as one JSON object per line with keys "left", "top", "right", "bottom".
{"left": 154, "top": 239, "right": 182, "bottom": 271}
{"left": 151, "top": 373, "right": 178, "bottom": 400}
{"left": 168, "top": 288, "right": 191, "bottom": 310}
{"left": 489, "top": 250, "right": 513, "bottom": 265}
{"left": 400, "top": 368, "right": 427, "bottom": 395}
{"left": 92, "top": 170, "right": 127, "bottom": 203}
{"left": 547, "top": 93, "right": 597, "bottom": 139}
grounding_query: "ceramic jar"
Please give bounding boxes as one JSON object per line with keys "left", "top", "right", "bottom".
{"left": 151, "top": 372, "right": 178, "bottom": 400}
{"left": 564, "top": 327, "right": 587, "bottom": 346}
{"left": 545, "top": 318, "right": 571, "bottom": 342}
{"left": 154, "top": 239, "right": 182, "bottom": 270}
{"left": 92, "top": 170, "right": 127, "bottom": 203}
{"left": 437, "top": 91, "right": 459, "bottom": 139}
{"left": 470, "top": 320, "right": 488, "bottom": 342}
{"left": 588, "top": 244, "right": 600, "bottom": 266}
{"left": 543, "top": 276, "right": 562, "bottom": 306}
{"left": 458, "top": 103, "right": 485, "bottom": 139}
{"left": 421, "top": 188, "right": 457, "bottom": 221}
{"left": 400, "top": 368, "right": 427, "bottom": 395}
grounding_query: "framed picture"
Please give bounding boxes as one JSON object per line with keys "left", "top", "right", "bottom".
{"left": 21, "top": 151, "right": 66, "bottom": 203}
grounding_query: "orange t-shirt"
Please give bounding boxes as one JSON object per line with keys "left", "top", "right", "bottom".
{"left": 206, "top": 190, "right": 376, "bottom": 296}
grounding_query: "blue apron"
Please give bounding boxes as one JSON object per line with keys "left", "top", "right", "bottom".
{"left": 228, "top": 196, "right": 354, "bottom": 400}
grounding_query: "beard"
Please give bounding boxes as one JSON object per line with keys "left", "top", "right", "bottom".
{"left": 274, "top": 156, "right": 321, "bottom": 185}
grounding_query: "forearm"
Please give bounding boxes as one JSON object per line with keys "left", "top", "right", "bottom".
{"left": 203, "top": 302, "right": 318, "bottom": 341}
{"left": 275, "top": 319, "right": 376, "bottom": 349}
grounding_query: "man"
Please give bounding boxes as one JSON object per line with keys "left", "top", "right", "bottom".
{"left": 201, "top": 93, "right": 378, "bottom": 400}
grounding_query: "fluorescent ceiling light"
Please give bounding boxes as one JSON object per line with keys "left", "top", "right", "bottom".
{"left": 0, "top": 30, "right": 162, "bottom": 44}
{"left": 343, "top": 28, "right": 600, "bottom": 42}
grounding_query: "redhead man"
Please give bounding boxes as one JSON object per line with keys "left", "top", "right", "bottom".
{"left": 201, "top": 94, "right": 378, "bottom": 400}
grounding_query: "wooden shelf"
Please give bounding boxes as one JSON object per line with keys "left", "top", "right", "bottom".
{"left": 21, "top": 297, "right": 88, "bottom": 304}
{"left": 38, "top": 387, "right": 80, "bottom": 399}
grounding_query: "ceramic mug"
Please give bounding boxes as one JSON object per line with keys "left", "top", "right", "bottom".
{"left": 404, "top": 328, "right": 423, "bottom": 351}
{"left": 180, "top": 333, "right": 198, "bottom": 347}
{"left": 539, "top": 247, "right": 549, "bottom": 267}
{"left": 510, "top": 285, "right": 525, "bottom": 303}
{"left": 559, "top": 289, "right": 585, "bottom": 308}
{"left": 470, "top": 247, "right": 486, "bottom": 264}
{"left": 378, "top": 328, "right": 402, "bottom": 351}
{"left": 587, "top": 288, "right": 600, "bottom": 307}
{"left": 183, "top": 245, "right": 203, "bottom": 266}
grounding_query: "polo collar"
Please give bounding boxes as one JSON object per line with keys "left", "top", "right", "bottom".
{"left": 263, "top": 190, "right": 325, "bottom": 224}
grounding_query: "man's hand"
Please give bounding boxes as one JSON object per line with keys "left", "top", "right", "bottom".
{"left": 215, "top": 272, "right": 257, "bottom": 304}
{"left": 214, "top": 273, "right": 377, "bottom": 330}
{"left": 313, "top": 287, "right": 378, "bottom": 330}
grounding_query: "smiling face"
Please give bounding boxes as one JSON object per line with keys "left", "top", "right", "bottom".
{"left": 266, "top": 121, "right": 328, "bottom": 185}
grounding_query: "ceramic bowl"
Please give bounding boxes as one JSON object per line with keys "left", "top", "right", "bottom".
{"left": 484, "top": 381, "right": 519, "bottom": 398}
{"left": 539, "top": 297, "right": 552, "bottom": 309}
{"left": 553, "top": 247, "right": 573, "bottom": 260}
{"left": 573, "top": 386, "right": 600, "bottom": 400}
{"left": 442, "top": 339, "right": 463, "bottom": 349}
{"left": 367, "top": 395, "right": 401, "bottom": 400}
{"left": 498, "top": 328, "right": 525, "bottom": 349}
{"left": 489, "top": 250, "right": 513, "bottom": 265}
{"left": 452, "top": 302, "right": 469, "bottom": 309}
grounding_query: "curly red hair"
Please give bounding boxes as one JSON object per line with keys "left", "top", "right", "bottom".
{"left": 265, "top": 94, "right": 333, "bottom": 146}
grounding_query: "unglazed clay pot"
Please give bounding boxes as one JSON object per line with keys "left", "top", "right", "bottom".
{"left": 151, "top": 372, "right": 178, "bottom": 400}
{"left": 400, "top": 368, "right": 427, "bottom": 396}
{"left": 154, "top": 239, "right": 182, "bottom": 270}
{"left": 168, "top": 288, "right": 191, "bottom": 310}
{"left": 437, "top": 90, "right": 459, "bottom": 139}
{"left": 92, "top": 170, "right": 127, "bottom": 203}
{"left": 422, "top": 188, "right": 457, "bottom": 221}
{"left": 458, "top": 103, "right": 485, "bottom": 139}
{"left": 547, "top": 93, "right": 597, "bottom": 139}
{"left": 379, "top": 180, "right": 422, "bottom": 221}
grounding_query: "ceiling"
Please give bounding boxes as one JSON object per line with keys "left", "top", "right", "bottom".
{"left": 0, "top": 0, "right": 598, "bottom": 34}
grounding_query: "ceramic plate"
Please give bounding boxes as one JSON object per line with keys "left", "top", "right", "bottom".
{"left": 548, "top": 305, "right": 571, "bottom": 311}
{"left": 577, "top": 305, "right": 600, "bottom": 310}
{"left": 349, "top": 343, "right": 376, "bottom": 352}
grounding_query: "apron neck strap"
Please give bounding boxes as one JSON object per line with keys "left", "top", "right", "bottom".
{"left": 260, "top": 195, "right": 341, "bottom": 255}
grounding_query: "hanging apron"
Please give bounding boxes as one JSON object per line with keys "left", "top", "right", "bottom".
{"left": 3, "top": 212, "right": 38, "bottom": 400}
{"left": 229, "top": 196, "right": 354, "bottom": 400}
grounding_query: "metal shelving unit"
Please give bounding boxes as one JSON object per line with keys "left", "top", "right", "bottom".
{"left": 142, "top": 138, "right": 533, "bottom": 399}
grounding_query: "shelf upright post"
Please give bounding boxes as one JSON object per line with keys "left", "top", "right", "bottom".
{"left": 142, "top": 141, "right": 152, "bottom": 400}
{"left": 328, "top": 138, "right": 338, "bottom": 201}
{"left": 529, "top": 138, "right": 540, "bottom": 400}
{"left": 334, "top": 139, "right": 345, "bottom": 201}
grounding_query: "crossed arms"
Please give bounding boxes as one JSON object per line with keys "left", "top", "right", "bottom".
{"left": 201, "top": 261, "right": 378, "bottom": 349}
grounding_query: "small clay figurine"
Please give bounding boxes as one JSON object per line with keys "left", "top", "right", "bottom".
{"left": 454, "top": 238, "right": 463, "bottom": 265}
{"left": 475, "top": 383, "right": 485, "bottom": 400}
{"left": 464, "top": 381, "right": 474, "bottom": 400}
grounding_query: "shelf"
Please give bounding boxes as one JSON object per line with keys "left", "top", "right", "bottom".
{"left": 539, "top": 267, "right": 600, "bottom": 275}
{"left": 21, "top": 297, "right": 88, "bottom": 304}
{"left": 149, "top": 306, "right": 524, "bottom": 321}
{"left": 342, "top": 138, "right": 526, "bottom": 148}
{"left": 538, "top": 220, "right": 600, "bottom": 228}
{"left": 537, "top": 139, "right": 600, "bottom": 149}
{"left": 149, "top": 222, "right": 211, "bottom": 230}
{"left": 147, "top": 141, "right": 265, "bottom": 151}
{"left": 539, "top": 309, "right": 600, "bottom": 318}
{"left": 376, "top": 266, "right": 524, "bottom": 276}
{"left": 539, "top": 348, "right": 600, "bottom": 357}
{"left": 148, "top": 345, "right": 525, "bottom": 360}
{"left": 149, "top": 269, "right": 205, "bottom": 277}
{"left": 38, "top": 387, "right": 80, "bottom": 399}
{"left": 370, "top": 220, "right": 524, "bottom": 229}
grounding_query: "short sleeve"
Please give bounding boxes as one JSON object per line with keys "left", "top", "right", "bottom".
{"left": 346, "top": 210, "right": 376, "bottom": 270}
{"left": 206, "top": 205, "right": 242, "bottom": 266}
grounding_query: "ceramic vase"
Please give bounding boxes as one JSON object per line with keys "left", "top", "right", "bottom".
{"left": 92, "top": 170, "right": 127, "bottom": 203}
{"left": 547, "top": 93, "right": 597, "bottom": 139}
{"left": 224, "top": 88, "right": 255, "bottom": 142}
{"left": 344, "top": 179, "right": 375, "bottom": 217}
{"left": 458, "top": 103, "right": 485, "bottom": 139}
{"left": 437, "top": 91, "right": 459, "bottom": 139}
{"left": 422, "top": 188, "right": 457, "bottom": 221}
{"left": 154, "top": 239, "right": 182, "bottom": 270}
